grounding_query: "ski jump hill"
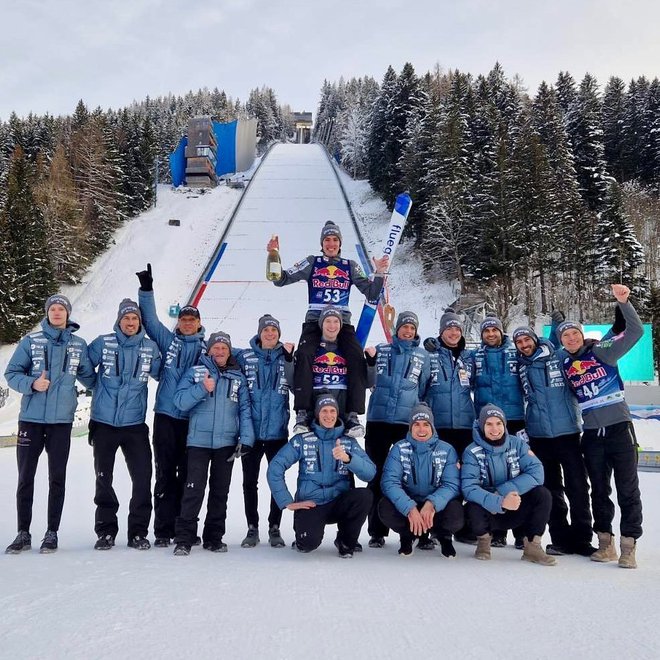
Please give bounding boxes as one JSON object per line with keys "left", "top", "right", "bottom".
{"left": 0, "top": 144, "right": 659, "bottom": 660}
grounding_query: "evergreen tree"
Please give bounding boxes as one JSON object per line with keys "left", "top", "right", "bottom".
{"left": 602, "top": 77, "right": 628, "bottom": 181}
{"left": 367, "top": 66, "right": 397, "bottom": 197}
{"left": 1, "top": 146, "right": 55, "bottom": 330}
{"left": 565, "top": 74, "right": 613, "bottom": 213}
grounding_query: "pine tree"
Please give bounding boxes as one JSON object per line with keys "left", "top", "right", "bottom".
{"left": 602, "top": 77, "right": 628, "bottom": 181}
{"left": 565, "top": 74, "right": 613, "bottom": 213}
{"left": 2, "top": 146, "right": 55, "bottom": 331}
{"left": 367, "top": 66, "right": 398, "bottom": 197}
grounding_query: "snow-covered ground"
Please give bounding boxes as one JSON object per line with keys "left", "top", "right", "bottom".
{"left": 1, "top": 144, "right": 659, "bottom": 659}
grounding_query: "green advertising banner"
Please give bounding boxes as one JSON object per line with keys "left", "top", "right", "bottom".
{"left": 542, "top": 324, "right": 655, "bottom": 382}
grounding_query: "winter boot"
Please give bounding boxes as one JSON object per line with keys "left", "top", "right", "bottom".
{"left": 128, "top": 536, "right": 151, "bottom": 550}
{"left": 5, "top": 531, "right": 31, "bottom": 554}
{"left": 438, "top": 536, "right": 456, "bottom": 558}
{"left": 344, "top": 412, "right": 365, "bottom": 439}
{"left": 203, "top": 540, "right": 228, "bottom": 553}
{"left": 417, "top": 533, "right": 435, "bottom": 551}
{"left": 268, "top": 525, "right": 285, "bottom": 548}
{"left": 40, "top": 530, "right": 58, "bottom": 554}
{"left": 292, "top": 410, "right": 310, "bottom": 434}
{"left": 522, "top": 536, "right": 557, "bottom": 566}
{"left": 334, "top": 539, "right": 354, "bottom": 559}
{"left": 618, "top": 537, "right": 637, "bottom": 569}
{"left": 173, "top": 543, "right": 191, "bottom": 556}
{"left": 475, "top": 534, "right": 492, "bottom": 561}
{"left": 94, "top": 534, "right": 115, "bottom": 551}
{"left": 241, "top": 525, "right": 260, "bottom": 548}
{"left": 154, "top": 537, "right": 170, "bottom": 548}
{"left": 491, "top": 530, "right": 507, "bottom": 547}
{"left": 591, "top": 532, "right": 618, "bottom": 563}
{"left": 398, "top": 538, "right": 414, "bottom": 557}
{"left": 368, "top": 536, "right": 385, "bottom": 549}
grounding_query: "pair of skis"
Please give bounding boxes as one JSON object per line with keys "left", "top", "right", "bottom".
{"left": 355, "top": 192, "right": 412, "bottom": 347}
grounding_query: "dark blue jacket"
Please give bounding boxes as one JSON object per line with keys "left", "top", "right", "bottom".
{"left": 267, "top": 421, "right": 376, "bottom": 509}
{"left": 461, "top": 421, "right": 544, "bottom": 514}
{"left": 173, "top": 354, "right": 255, "bottom": 450}
{"left": 138, "top": 289, "right": 205, "bottom": 420}
{"left": 423, "top": 337, "right": 475, "bottom": 430}
{"left": 5, "top": 319, "right": 96, "bottom": 424}
{"left": 470, "top": 336, "right": 524, "bottom": 420}
{"left": 517, "top": 338, "right": 581, "bottom": 438}
{"left": 381, "top": 432, "right": 460, "bottom": 516}
{"left": 235, "top": 336, "right": 293, "bottom": 441}
{"left": 88, "top": 325, "right": 161, "bottom": 427}
{"left": 367, "top": 337, "right": 431, "bottom": 425}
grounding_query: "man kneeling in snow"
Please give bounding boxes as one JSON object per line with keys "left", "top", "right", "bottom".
{"left": 267, "top": 394, "right": 376, "bottom": 558}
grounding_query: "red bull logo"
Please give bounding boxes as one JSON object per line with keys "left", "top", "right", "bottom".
{"left": 312, "top": 265, "right": 351, "bottom": 290}
{"left": 565, "top": 358, "right": 600, "bottom": 378}
{"left": 315, "top": 352, "right": 346, "bottom": 367}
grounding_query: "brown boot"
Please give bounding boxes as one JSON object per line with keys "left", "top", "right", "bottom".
{"left": 522, "top": 536, "right": 557, "bottom": 566}
{"left": 618, "top": 537, "right": 637, "bottom": 569}
{"left": 591, "top": 532, "right": 618, "bottom": 563}
{"left": 475, "top": 533, "right": 491, "bottom": 561}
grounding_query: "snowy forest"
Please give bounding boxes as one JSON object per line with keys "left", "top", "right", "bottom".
{"left": 0, "top": 86, "right": 293, "bottom": 343}
{"left": 314, "top": 63, "right": 660, "bottom": 359}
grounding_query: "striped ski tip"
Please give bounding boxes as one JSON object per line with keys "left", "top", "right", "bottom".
{"left": 394, "top": 193, "right": 412, "bottom": 216}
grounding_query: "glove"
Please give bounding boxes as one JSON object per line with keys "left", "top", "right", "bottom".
{"left": 550, "top": 310, "right": 565, "bottom": 324}
{"left": 365, "top": 352, "right": 377, "bottom": 367}
{"left": 136, "top": 263, "right": 153, "bottom": 291}
{"left": 423, "top": 337, "right": 438, "bottom": 352}
{"left": 226, "top": 443, "right": 251, "bottom": 462}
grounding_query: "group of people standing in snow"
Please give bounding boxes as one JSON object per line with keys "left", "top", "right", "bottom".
{"left": 4, "top": 220, "right": 644, "bottom": 569}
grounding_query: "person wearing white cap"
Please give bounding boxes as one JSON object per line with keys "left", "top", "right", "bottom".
{"left": 5, "top": 294, "right": 95, "bottom": 554}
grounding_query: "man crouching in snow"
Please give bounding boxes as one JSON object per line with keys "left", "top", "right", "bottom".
{"left": 461, "top": 404, "right": 555, "bottom": 566}
{"left": 378, "top": 403, "right": 464, "bottom": 558}
{"left": 171, "top": 332, "right": 254, "bottom": 555}
{"left": 267, "top": 394, "right": 376, "bottom": 558}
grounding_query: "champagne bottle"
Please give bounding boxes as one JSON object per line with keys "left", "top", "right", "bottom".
{"left": 266, "top": 234, "right": 282, "bottom": 281}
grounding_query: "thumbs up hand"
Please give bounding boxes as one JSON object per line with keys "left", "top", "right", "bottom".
{"left": 332, "top": 438, "right": 350, "bottom": 463}
{"left": 32, "top": 371, "right": 50, "bottom": 392}
{"left": 203, "top": 371, "right": 216, "bottom": 393}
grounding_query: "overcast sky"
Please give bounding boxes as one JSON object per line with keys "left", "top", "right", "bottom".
{"left": 1, "top": 0, "right": 659, "bottom": 121}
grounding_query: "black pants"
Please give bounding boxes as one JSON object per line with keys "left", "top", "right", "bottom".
{"left": 91, "top": 421, "right": 153, "bottom": 540}
{"left": 293, "top": 488, "right": 372, "bottom": 552}
{"left": 365, "top": 421, "right": 408, "bottom": 537}
{"left": 529, "top": 433, "right": 593, "bottom": 546}
{"left": 581, "top": 422, "right": 642, "bottom": 540}
{"left": 153, "top": 413, "right": 190, "bottom": 539}
{"left": 241, "top": 438, "right": 287, "bottom": 528}
{"left": 378, "top": 497, "right": 464, "bottom": 542}
{"left": 15, "top": 421, "right": 72, "bottom": 532}
{"left": 466, "top": 485, "right": 552, "bottom": 539}
{"left": 175, "top": 446, "right": 235, "bottom": 545}
{"left": 294, "top": 322, "right": 366, "bottom": 414}
{"left": 436, "top": 427, "right": 473, "bottom": 459}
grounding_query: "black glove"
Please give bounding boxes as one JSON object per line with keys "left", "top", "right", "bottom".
{"left": 136, "top": 263, "right": 153, "bottom": 291}
{"left": 550, "top": 310, "right": 565, "bottom": 324}
{"left": 612, "top": 304, "right": 626, "bottom": 335}
{"left": 365, "top": 351, "right": 377, "bottom": 366}
{"left": 423, "top": 337, "right": 438, "bottom": 352}
{"left": 282, "top": 346, "right": 294, "bottom": 362}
